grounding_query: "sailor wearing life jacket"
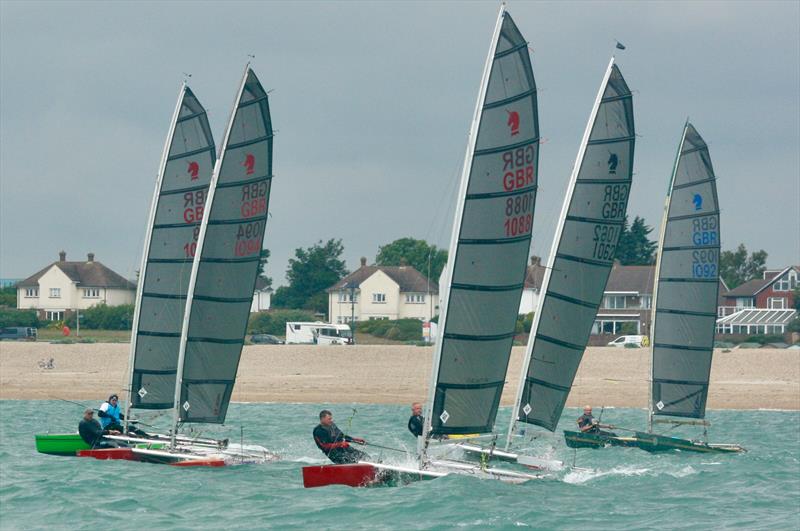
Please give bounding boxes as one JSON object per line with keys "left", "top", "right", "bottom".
{"left": 98, "top": 394, "right": 125, "bottom": 432}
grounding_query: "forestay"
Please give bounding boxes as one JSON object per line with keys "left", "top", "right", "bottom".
{"left": 427, "top": 8, "right": 540, "bottom": 436}
{"left": 128, "top": 85, "right": 216, "bottom": 411}
{"left": 650, "top": 123, "right": 720, "bottom": 420}
{"left": 174, "top": 68, "right": 273, "bottom": 424}
{"left": 511, "top": 60, "right": 634, "bottom": 433}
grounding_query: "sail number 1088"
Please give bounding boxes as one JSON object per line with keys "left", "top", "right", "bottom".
{"left": 504, "top": 192, "right": 534, "bottom": 237}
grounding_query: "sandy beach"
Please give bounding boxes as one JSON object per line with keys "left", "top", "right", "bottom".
{"left": 0, "top": 342, "right": 797, "bottom": 410}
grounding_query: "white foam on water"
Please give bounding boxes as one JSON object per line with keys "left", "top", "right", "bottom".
{"left": 667, "top": 465, "right": 697, "bottom": 478}
{"left": 563, "top": 465, "right": 650, "bottom": 484}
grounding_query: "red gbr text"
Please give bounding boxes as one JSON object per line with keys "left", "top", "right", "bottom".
{"left": 184, "top": 190, "right": 206, "bottom": 223}
{"left": 501, "top": 145, "right": 535, "bottom": 192}
{"left": 241, "top": 181, "right": 268, "bottom": 218}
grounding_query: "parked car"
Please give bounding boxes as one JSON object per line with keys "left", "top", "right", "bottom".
{"left": 607, "top": 335, "right": 646, "bottom": 348}
{"left": 0, "top": 327, "right": 38, "bottom": 341}
{"left": 250, "top": 334, "right": 284, "bottom": 345}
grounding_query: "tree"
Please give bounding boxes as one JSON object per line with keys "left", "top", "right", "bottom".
{"left": 615, "top": 215, "right": 657, "bottom": 265}
{"left": 256, "top": 248, "right": 272, "bottom": 289}
{"left": 375, "top": 237, "right": 448, "bottom": 282}
{"left": 0, "top": 286, "right": 16, "bottom": 307}
{"left": 271, "top": 239, "right": 348, "bottom": 313}
{"left": 719, "top": 244, "right": 768, "bottom": 289}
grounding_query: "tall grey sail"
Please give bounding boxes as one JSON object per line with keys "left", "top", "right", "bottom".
{"left": 173, "top": 67, "right": 273, "bottom": 425}
{"left": 127, "top": 85, "right": 215, "bottom": 412}
{"left": 509, "top": 59, "right": 634, "bottom": 437}
{"left": 649, "top": 123, "right": 719, "bottom": 424}
{"left": 423, "top": 6, "right": 539, "bottom": 438}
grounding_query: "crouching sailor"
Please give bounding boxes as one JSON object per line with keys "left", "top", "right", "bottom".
{"left": 98, "top": 394, "right": 125, "bottom": 432}
{"left": 79, "top": 408, "right": 121, "bottom": 449}
{"left": 313, "top": 409, "right": 369, "bottom": 464}
{"left": 577, "top": 405, "right": 617, "bottom": 437}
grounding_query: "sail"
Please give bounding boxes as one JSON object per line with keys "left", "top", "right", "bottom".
{"left": 128, "top": 85, "right": 216, "bottom": 410}
{"left": 174, "top": 68, "right": 273, "bottom": 424}
{"left": 650, "top": 123, "right": 719, "bottom": 419}
{"left": 511, "top": 60, "right": 634, "bottom": 432}
{"left": 426, "top": 8, "right": 540, "bottom": 436}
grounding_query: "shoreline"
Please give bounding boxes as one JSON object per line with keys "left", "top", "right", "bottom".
{"left": 1, "top": 343, "right": 798, "bottom": 410}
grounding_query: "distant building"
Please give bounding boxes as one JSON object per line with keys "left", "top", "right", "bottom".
{"left": 251, "top": 277, "right": 273, "bottom": 312}
{"left": 17, "top": 251, "right": 136, "bottom": 321}
{"left": 519, "top": 256, "right": 545, "bottom": 314}
{"left": 716, "top": 266, "right": 799, "bottom": 334}
{"left": 327, "top": 257, "right": 439, "bottom": 324}
{"left": 591, "top": 264, "right": 655, "bottom": 336}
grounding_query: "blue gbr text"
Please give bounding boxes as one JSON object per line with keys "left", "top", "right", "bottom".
{"left": 692, "top": 249, "right": 717, "bottom": 278}
{"left": 692, "top": 216, "right": 718, "bottom": 246}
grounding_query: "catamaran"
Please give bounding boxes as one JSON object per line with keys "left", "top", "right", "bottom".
{"left": 303, "top": 5, "right": 544, "bottom": 487}
{"left": 35, "top": 66, "right": 279, "bottom": 466}
{"left": 563, "top": 123, "right": 745, "bottom": 454}
{"left": 451, "top": 57, "right": 636, "bottom": 470}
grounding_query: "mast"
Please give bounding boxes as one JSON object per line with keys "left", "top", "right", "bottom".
{"left": 506, "top": 58, "right": 616, "bottom": 450}
{"left": 123, "top": 82, "right": 186, "bottom": 433}
{"left": 647, "top": 121, "right": 688, "bottom": 433}
{"left": 170, "top": 65, "right": 250, "bottom": 448}
{"left": 420, "top": 4, "right": 506, "bottom": 463}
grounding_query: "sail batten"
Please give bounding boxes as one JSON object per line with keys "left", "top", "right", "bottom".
{"left": 649, "top": 123, "right": 720, "bottom": 422}
{"left": 508, "top": 59, "right": 635, "bottom": 438}
{"left": 171, "top": 67, "right": 274, "bottom": 427}
{"left": 125, "top": 85, "right": 216, "bottom": 415}
{"left": 422, "top": 7, "right": 540, "bottom": 439}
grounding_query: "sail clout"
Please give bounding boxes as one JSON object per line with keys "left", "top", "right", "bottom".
{"left": 651, "top": 123, "right": 719, "bottom": 420}
{"left": 427, "top": 8, "right": 540, "bottom": 436}
{"left": 174, "top": 68, "right": 273, "bottom": 424}
{"left": 129, "top": 85, "right": 216, "bottom": 411}
{"left": 512, "top": 60, "right": 634, "bottom": 432}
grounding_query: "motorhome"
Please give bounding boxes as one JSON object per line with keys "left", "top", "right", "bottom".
{"left": 285, "top": 322, "right": 353, "bottom": 345}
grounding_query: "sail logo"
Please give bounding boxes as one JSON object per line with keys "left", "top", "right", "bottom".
{"left": 693, "top": 194, "right": 703, "bottom": 211}
{"left": 243, "top": 153, "right": 256, "bottom": 175}
{"left": 507, "top": 110, "right": 520, "bottom": 136}
{"left": 187, "top": 161, "right": 199, "bottom": 180}
{"left": 607, "top": 153, "right": 618, "bottom": 174}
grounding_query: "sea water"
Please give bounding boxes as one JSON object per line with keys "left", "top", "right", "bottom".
{"left": 1, "top": 401, "right": 798, "bottom": 530}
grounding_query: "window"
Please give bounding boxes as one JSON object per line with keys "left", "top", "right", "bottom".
{"left": 405, "top": 294, "right": 425, "bottom": 304}
{"left": 83, "top": 288, "right": 100, "bottom": 298}
{"left": 372, "top": 293, "right": 386, "bottom": 303}
{"left": 49, "top": 288, "right": 61, "bottom": 298}
{"left": 603, "top": 295, "right": 626, "bottom": 309}
{"left": 368, "top": 316, "right": 389, "bottom": 320}
{"left": 338, "top": 291, "right": 358, "bottom": 303}
{"left": 768, "top": 297, "right": 786, "bottom": 309}
{"left": 640, "top": 295, "right": 652, "bottom": 309}
{"left": 45, "top": 310, "right": 64, "bottom": 321}
{"left": 24, "top": 288, "right": 38, "bottom": 297}
{"left": 735, "top": 297, "right": 754, "bottom": 309}
{"left": 774, "top": 274, "right": 790, "bottom": 291}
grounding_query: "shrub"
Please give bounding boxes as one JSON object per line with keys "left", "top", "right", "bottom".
{"left": 747, "top": 334, "right": 786, "bottom": 345}
{"left": 0, "top": 308, "right": 39, "bottom": 328}
{"left": 522, "top": 312, "right": 534, "bottom": 333}
{"left": 73, "top": 304, "right": 135, "bottom": 330}
{"left": 0, "top": 286, "right": 17, "bottom": 307}
{"left": 357, "top": 319, "right": 423, "bottom": 342}
{"left": 247, "top": 309, "right": 316, "bottom": 336}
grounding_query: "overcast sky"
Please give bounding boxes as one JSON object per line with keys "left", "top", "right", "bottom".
{"left": 1, "top": 0, "right": 798, "bottom": 285}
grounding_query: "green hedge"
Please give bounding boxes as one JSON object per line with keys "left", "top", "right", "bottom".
{"left": 247, "top": 309, "right": 317, "bottom": 336}
{"left": 0, "top": 307, "right": 39, "bottom": 328}
{"left": 67, "top": 304, "right": 134, "bottom": 330}
{"left": 357, "top": 319, "right": 423, "bottom": 342}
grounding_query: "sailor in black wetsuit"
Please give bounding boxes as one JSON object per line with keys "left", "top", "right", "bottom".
{"left": 78, "top": 408, "right": 121, "bottom": 448}
{"left": 577, "top": 405, "right": 616, "bottom": 436}
{"left": 313, "top": 410, "right": 369, "bottom": 464}
{"left": 408, "top": 402, "right": 424, "bottom": 437}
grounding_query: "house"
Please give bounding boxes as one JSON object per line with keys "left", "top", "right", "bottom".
{"left": 16, "top": 251, "right": 136, "bottom": 321}
{"left": 592, "top": 264, "right": 656, "bottom": 336}
{"left": 251, "top": 277, "right": 272, "bottom": 312}
{"left": 327, "top": 257, "right": 439, "bottom": 324}
{"left": 519, "top": 256, "right": 545, "bottom": 314}
{"left": 716, "top": 266, "right": 799, "bottom": 334}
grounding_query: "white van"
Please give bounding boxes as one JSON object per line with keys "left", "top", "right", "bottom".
{"left": 607, "top": 335, "right": 646, "bottom": 348}
{"left": 285, "top": 322, "right": 353, "bottom": 345}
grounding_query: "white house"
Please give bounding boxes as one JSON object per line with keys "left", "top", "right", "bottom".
{"left": 327, "top": 257, "right": 439, "bottom": 324}
{"left": 17, "top": 251, "right": 136, "bottom": 321}
{"left": 251, "top": 277, "right": 272, "bottom": 312}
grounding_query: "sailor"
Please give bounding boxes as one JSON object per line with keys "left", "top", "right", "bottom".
{"left": 577, "top": 405, "right": 616, "bottom": 436}
{"left": 313, "top": 410, "right": 369, "bottom": 464}
{"left": 78, "top": 408, "right": 120, "bottom": 448}
{"left": 407, "top": 402, "right": 424, "bottom": 437}
{"left": 98, "top": 394, "right": 126, "bottom": 432}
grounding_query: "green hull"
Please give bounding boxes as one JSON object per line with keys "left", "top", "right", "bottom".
{"left": 35, "top": 434, "right": 91, "bottom": 456}
{"left": 563, "top": 430, "right": 745, "bottom": 454}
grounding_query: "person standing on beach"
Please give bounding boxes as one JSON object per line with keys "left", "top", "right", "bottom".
{"left": 313, "top": 410, "right": 369, "bottom": 464}
{"left": 78, "top": 408, "right": 120, "bottom": 448}
{"left": 408, "top": 402, "right": 424, "bottom": 437}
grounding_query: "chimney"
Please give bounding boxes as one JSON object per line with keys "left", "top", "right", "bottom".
{"left": 399, "top": 257, "right": 408, "bottom": 266}
{"left": 530, "top": 255, "right": 541, "bottom": 266}
{"left": 360, "top": 257, "right": 367, "bottom": 267}
{"left": 59, "top": 250, "right": 66, "bottom": 262}
{"left": 87, "top": 252, "right": 95, "bottom": 263}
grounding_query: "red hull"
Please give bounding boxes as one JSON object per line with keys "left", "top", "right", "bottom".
{"left": 302, "top": 464, "right": 378, "bottom": 488}
{"left": 171, "top": 459, "right": 225, "bottom": 467}
{"left": 77, "top": 448, "right": 137, "bottom": 461}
